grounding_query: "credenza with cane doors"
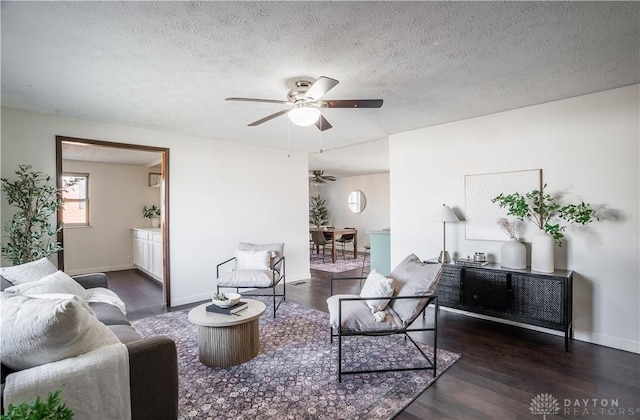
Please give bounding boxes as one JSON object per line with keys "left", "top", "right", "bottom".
{"left": 435, "top": 263, "right": 573, "bottom": 351}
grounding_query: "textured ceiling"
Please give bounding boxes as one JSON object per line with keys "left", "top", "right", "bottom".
{"left": 2, "top": 1, "right": 638, "bottom": 176}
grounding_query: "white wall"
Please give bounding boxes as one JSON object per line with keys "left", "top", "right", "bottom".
{"left": 63, "top": 160, "right": 154, "bottom": 275}
{"left": 312, "top": 173, "right": 390, "bottom": 250}
{"left": 390, "top": 85, "right": 640, "bottom": 353}
{"left": 1, "top": 107, "right": 311, "bottom": 306}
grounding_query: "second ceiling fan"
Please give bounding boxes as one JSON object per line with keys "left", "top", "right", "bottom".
{"left": 226, "top": 76, "right": 383, "bottom": 131}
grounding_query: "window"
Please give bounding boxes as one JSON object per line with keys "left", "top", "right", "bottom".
{"left": 62, "top": 173, "right": 89, "bottom": 226}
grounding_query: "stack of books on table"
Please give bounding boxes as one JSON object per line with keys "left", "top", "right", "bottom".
{"left": 455, "top": 258, "right": 489, "bottom": 268}
{"left": 206, "top": 301, "right": 248, "bottom": 315}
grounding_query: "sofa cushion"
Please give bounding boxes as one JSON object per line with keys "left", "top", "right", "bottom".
{"left": 1, "top": 294, "right": 120, "bottom": 370}
{"left": 90, "top": 302, "right": 131, "bottom": 326}
{"left": 0, "top": 257, "right": 57, "bottom": 286}
{"left": 388, "top": 254, "right": 442, "bottom": 324}
{"left": 359, "top": 269, "right": 395, "bottom": 313}
{"left": 5, "top": 270, "right": 88, "bottom": 299}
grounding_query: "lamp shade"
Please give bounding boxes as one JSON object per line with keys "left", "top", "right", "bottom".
{"left": 430, "top": 204, "right": 459, "bottom": 222}
{"left": 288, "top": 106, "right": 321, "bottom": 126}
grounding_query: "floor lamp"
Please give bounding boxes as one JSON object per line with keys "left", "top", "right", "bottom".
{"left": 431, "top": 204, "right": 459, "bottom": 264}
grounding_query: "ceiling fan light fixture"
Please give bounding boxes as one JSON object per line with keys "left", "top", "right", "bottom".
{"left": 288, "top": 105, "right": 321, "bottom": 126}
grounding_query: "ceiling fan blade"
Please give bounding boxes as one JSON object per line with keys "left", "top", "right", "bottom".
{"left": 322, "top": 175, "right": 337, "bottom": 181}
{"left": 315, "top": 114, "right": 333, "bottom": 131}
{"left": 325, "top": 99, "right": 383, "bottom": 108}
{"left": 248, "top": 109, "right": 289, "bottom": 126}
{"left": 226, "top": 97, "right": 293, "bottom": 105}
{"left": 304, "top": 76, "right": 339, "bottom": 101}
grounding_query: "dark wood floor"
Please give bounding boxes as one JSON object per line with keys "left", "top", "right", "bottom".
{"left": 108, "top": 268, "right": 640, "bottom": 419}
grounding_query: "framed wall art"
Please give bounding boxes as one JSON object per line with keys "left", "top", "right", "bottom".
{"left": 465, "top": 169, "right": 542, "bottom": 241}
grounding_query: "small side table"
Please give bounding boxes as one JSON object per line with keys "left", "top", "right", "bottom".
{"left": 188, "top": 299, "right": 266, "bottom": 367}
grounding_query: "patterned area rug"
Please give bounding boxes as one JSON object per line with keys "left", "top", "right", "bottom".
{"left": 132, "top": 297, "right": 461, "bottom": 419}
{"left": 310, "top": 253, "right": 368, "bottom": 273}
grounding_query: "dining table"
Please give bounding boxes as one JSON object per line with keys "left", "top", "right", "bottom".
{"left": 310, "top": 228, "right": 358, "bottom": 263}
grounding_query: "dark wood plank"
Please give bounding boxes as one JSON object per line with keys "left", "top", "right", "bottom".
{"left": 106, "top": 268, "right": 640, "bottom": 419}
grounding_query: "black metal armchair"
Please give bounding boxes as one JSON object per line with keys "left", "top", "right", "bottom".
{"left": 216, "top": 242, "right": 285, "bottom": 317}
{"left": 326, "top": 255, "right": 442, "bottom": 381}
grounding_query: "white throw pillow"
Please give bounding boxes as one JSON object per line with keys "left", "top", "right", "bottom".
{"left": 6, "top": 270, "right": 88, "bottom": 299}
{"left": 1, "top": 294, "right": 120, "bottom": 370}
{"left": 360, "top": 269, "right": 395, "bottom": 313}
{"left": 235, "top": 249, "right": 272, "bottom": 271}
{"left": 0, "top": 257, "right": 57, "bottom": 285}
{"left": 27, "top": 293, "right": 95, "bottom": 316}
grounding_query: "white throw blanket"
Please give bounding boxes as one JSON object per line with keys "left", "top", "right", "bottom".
{"left": 85, "top": 287, "right": 127, "bottom": 315}
{"left": 3, "top": 343, "right": 131, "bottom": 420}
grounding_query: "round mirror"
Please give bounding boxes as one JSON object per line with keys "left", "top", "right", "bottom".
{"left": 348, "top": 190, "right": 366, "bottom": 214}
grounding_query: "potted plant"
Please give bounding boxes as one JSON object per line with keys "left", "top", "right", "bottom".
{"left": 309, "top": 195, "right": 329, "bottom": 228}
{"left": 1, "top": 165, "right": 77, "bottom": 265}
{"left": 143, "top": 205, "right": 161, "bottom": 228}
{"left": 492, "top": 184, "right": 597, "bottom": 272}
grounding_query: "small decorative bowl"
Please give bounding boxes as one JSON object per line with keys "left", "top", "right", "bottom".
{"left": 212, "top": 292, "right": 241, "bottom": 308}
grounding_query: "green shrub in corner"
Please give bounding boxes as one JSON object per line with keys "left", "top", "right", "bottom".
{"left": 1, "top": 389, "right": 73, "bottom": 420}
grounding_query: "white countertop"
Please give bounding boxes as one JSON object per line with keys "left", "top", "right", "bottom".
{"left": 132, "top": 227, "right": 161, "bottom": 233}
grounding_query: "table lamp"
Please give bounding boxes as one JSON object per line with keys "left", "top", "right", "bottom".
{"left": 431, "top": 204, "right": 459, "bottom": 264}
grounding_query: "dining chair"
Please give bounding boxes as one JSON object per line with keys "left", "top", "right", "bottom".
{"left": 311, "top": 230, "right": 333, "bottom": 262}
{"left": 336, "top": 228, "right": 355, "bottom": 258}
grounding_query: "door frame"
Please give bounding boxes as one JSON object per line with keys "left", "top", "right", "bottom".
{"left": 55, "top": 136, "right": 172, "bottom": 307}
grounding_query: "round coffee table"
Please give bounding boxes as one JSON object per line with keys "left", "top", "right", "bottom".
{"left": 188, "top": 299, "right": 266, "bottom": 368}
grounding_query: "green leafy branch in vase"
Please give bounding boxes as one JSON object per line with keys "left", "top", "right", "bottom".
{"left": 492, "top": 184, "right": 598, "bottom": 246}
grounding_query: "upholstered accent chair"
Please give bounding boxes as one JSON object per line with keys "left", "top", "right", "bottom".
{"left": 326, "top": 254, "right": 442, "bottom": 381}
{"left": 216, "top": 242, "right": 285, "bottom": 317}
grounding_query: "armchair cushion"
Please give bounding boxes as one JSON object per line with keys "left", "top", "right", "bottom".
{"left": 238, "top": 242, "right": 284, "bottom": 270}
{"left": 235, "top": 249, "right": 272, "bottom": 271}
{"left": 5, "top": 270, "right": 88, "bottom": 299}
{"left": 0, "top": 257, "right": 57, "bottom": 286}
{"left": 221, "top": 269, "right": 280, "bottom": 288}
{"left": 327, "top": 294, "right": 404, "bottom": 332}
{"left": 360, "top": 269, "right": 394, "bottom": 313}
{"left": 388, "top": 254, "right": 442, "bottom": 324}
{"left": 1, "top": 294, "right": 120, "bottom": 370}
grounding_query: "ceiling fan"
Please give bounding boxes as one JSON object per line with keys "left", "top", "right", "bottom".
{"left": 309, "top": 170, "right": 336, "bottom": 185}
{"left": 226, "top": 76, "right": 383, "bottom": 131}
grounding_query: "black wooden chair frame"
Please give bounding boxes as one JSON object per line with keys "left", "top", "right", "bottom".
{"left": 216, "top": 256, "right": 285, "bottom": 318}
{"left": 329, "top": 276, "right": 438, "bottom": 382}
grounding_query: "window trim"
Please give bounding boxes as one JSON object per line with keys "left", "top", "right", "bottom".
{"left": 62, "top": 172, "right": 90, "bottom": 227}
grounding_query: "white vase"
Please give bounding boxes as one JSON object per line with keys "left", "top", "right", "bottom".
{"left": 500, "top": 238, "right": 526, "bottom": 269}
{"left": 151, "top": 217, "right": 160, "bottom": 228}
{"left": 531, "top": 230, "right": 554, "bottom": 273}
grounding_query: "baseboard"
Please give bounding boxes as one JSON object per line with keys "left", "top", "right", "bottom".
{"left": 572, "top": 331, "right": 640, "bottom": 354}
{"left": 65, "top": 264, "right": 134, "bottom": 276}
{"left": 440, "top": 307, "right": 640, "bottom": 354}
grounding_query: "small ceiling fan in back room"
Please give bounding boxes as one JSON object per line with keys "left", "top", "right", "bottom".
{"left": 309, "top": 170, "right": 336, "bottom": 186}
{"left": 226, "top": 76, "right": 383, "bottom": 131}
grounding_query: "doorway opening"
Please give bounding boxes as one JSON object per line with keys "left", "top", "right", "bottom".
{"left": 55, "top": 136, "right": 171, "bottom": 307}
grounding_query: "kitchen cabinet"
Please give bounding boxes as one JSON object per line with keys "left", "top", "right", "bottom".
{"left": 132, "top": 228, "right": 162, "bottom": 282}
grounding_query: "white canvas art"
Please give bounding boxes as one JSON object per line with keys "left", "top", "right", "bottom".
{"left": 465, "top": 169, "right": 541, "bottom": 241}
